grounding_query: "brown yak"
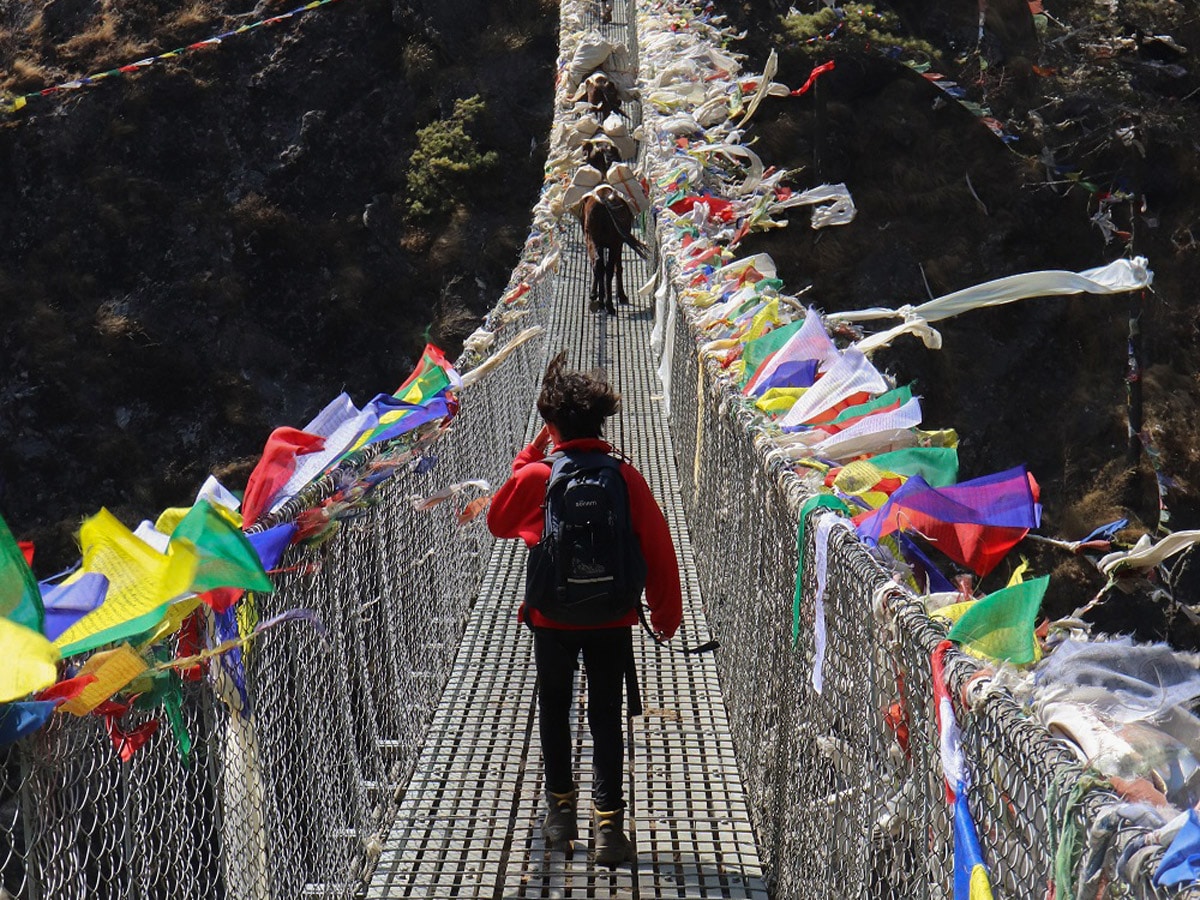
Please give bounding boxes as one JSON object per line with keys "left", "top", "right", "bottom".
{"left": 570, "top": 72, "right": 622, "bottom": 120}
{"left": 581, "top": 185, "right": 648, "bottom": 314}
{"left": 581, "top": 136, "right": 621, "bottom": 175}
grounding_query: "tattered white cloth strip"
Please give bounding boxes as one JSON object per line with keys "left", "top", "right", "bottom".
{"left": 738, "top": 48, "right": 778, "bottom": 126}
{"left": 829, "top": 257, "right": 1153, "bottom": 326}
{"left": 657, "top": 298, "right": 678, "bottom": 415}
{"left": 810, "top": 398, "right": 924, "bottom": 461}
{"left": 746, "top": 307, "right": 838, "bottom": 396}
{"left": 772, "top": 183, "right": 857, "bottom": 229}
{"left": 1098, "top": 529, "right": 1200, "bottom": 577}
{"left": 778, "top": 348, "right": 890, "bottom": 428}
{"left": 460, "top": 326, "right": 544, "bottom": 389}
{"left": 529, "top": 246, "right": 560, "bottom": 284}
{"left": 854, "top": 318, "right": 943, "bottom": 355}
{"left": 649, "top": 256, "right": 670, "bottom": 353}
{"left": 813, "top": 512, "right": 853, "bottom": 693}
{"left": 712, "top": 252, "right": 777, "bottom": 283}
{"left": 691, "top": 142, "right": 765, "bottom": 196}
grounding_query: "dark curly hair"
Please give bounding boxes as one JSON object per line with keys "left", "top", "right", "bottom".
{"left": 536, "top": 351, "right": 620, "bottom": 440}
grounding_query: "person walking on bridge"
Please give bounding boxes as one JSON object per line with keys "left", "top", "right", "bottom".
{"left": 487, "top": 351, "right": 682, "bottom": 866}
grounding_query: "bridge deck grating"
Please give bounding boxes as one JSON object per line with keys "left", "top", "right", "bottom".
{"left": 367, "top": 2, "right": 767, "bottom": 897}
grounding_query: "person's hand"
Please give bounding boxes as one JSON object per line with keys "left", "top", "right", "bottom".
{"left": 532, "top": 424, "right": 553, "bottom": 454}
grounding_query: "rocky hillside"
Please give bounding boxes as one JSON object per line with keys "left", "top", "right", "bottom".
{"left": 0, "top": 0, "right": 558, "bottom": 567}
{"left": 724, "top": 0, "right": 1200, "bottom": 631}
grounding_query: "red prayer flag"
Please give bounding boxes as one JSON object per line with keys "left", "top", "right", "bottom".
{"left": 35, "top": 673, "right": 98, "bottom": 704}
{"left": 790, "top": 60, "right": 835, "bottom": 96}
{"left": 241, "top": 427, "right": 326, "bottom": 527}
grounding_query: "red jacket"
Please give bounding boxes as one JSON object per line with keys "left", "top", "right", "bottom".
{"left": 487, "top": 437, "right": 683, "bottom": 637}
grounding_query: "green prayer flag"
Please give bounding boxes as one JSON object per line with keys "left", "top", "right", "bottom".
{"left": 823, "top": 385, "right": 914, "bottom": 428}
{"left": 56, "top": 603, "right": 171, "bottom": 658}
{"left": 869, "top": 446, "right": 959, "bottom": 487}
{"left": 947, "top": 575, "right": 1048, "bottom": 664}
{"left": 793, "top": 495, "right": 850, "bottom": 645}
{"left": 741, "top": 319, "right": 805, "bottom": 387}
{"left": 172, "top": 501, "right": 274, "bottom": 595}
{"left": 0, "top": 513, "right": 43, "bottom": 634}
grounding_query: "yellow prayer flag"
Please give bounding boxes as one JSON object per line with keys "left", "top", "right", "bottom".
{"left": 59, "top": 644, "right": 148, "bottom": 715}
{"left": 154, "top": 507, "right": 191, "bottom": 535}
{"left": 832, "top": 460, "right": 885, "bottom": 495}
{"left": 1006, "top": 557, "right": 1031, "bottom": 587}
{"left": 745, "top": 299, "right": 779, "bottom": 342}
{"left": 755, "top": 386, "right": 807, "bottom": 414}
{"left": 53, "top": 509, "right": 199, "bottom": 651}
{"left": 0, "top": 618, "right": 59, "bottom": 703}
{"left": 138, "top": 598, "right": 202, "bottom": 649}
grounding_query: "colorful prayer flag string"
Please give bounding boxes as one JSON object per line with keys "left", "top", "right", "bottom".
{"left": 1, "top": 0, "right": 346, "bottom": 117}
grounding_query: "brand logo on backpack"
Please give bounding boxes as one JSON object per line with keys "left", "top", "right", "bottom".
{"left": 525, "top": 451, "right": 648, "bottom": 626}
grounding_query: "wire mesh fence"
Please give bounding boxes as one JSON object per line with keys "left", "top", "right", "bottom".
{"left": 651, "top": 224, "right": 1187, "bottom": 897}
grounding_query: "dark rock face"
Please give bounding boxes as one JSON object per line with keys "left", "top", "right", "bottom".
{"left": 0, "top": 0, "right": 558, "bottom": 569}
{"left": 726, "top": 0, "right": 1200, "bottom": 620}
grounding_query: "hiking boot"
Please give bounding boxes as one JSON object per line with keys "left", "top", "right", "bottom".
{"left": 593, "top": 806, "right": 634, "bottom": 866}
{"left": 543, "top": 788, "right": 579, "bottom": 847}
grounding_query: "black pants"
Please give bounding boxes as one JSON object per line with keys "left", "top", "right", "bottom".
{"left": 533, "top": 625, "right": 632, "bottom": 811}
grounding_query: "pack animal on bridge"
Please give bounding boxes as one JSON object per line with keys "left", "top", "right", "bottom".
{"left": 581, "top": 136, "right": 620, "bottom": 176}
{"left": 581, "top": 184, "right": 648, "bottom": 315}
{"left": 570, "top": 72, "right": 623, "bottom": 120}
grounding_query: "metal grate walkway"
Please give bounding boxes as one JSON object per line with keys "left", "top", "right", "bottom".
{"left": 368, "top": 226, "right": 767, "bottom": 900}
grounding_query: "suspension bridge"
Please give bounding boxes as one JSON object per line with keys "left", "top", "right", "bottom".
{"left": 2, "top": 0, "right": 1185, "bottom": 897}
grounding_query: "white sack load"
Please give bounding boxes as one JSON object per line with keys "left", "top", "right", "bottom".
{"left": 601, "top": 114, "right": 637, "bottom": 160}
{"left": 607, "top": 163, "right": 649, "bottom": 214}
{"left": 564, "top": 33, "right": 612, "bottom": 94}
{"left": 561, "top": 165, "right": 605, "bottom": 216}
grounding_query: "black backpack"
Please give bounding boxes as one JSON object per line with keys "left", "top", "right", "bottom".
{"left": 525, "top": 451, "right": 648, "bottom": 626}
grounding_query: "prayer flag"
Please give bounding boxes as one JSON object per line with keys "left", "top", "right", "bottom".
{"left": 854, "top": 467, "right": 1040, "bottom": 576}
{"left": 52, "top": 509, "right": 198, "bottom": 655}
{"left": 777, "top": 348, "right": 889, "bottom": 428}
{"left": 741, "top": 319, "right": 804, "bottom": 387}
{"left": 0, "top": 617, "right": 59, "bottom": 703}
{"left": 954, "top": 785, "right": 996, "bottom": 899}
{"left": 395, "top": 343, "right": 461, "bottom": 404}
{"left": 931, "top": 640, "right": 965, "bottom": 800}
{"left": 0, "top": 513, "right": 43, "bottom": 633}
{"left": 59, "top": 644, "right": 148, "bottom": 715}
{"left": 360, "top": 393, "right": 453, "bottom": 447}
{"left": 41, "top": 572, "right": 109, "bottom": 642}
{"left": 241, "top": 427, "right": 327, "bottom": 527}
{"left": 1156, "top": 809, "right": 1200, "bottom": 887}
{"left": 171, "top": 501, "right": 274, "bottom": 595}
{"left": 0, "top": 700, "right": 56, "bottom": 746}
{"left": 744, "top": 309, "right": 837, "bottom": 396}
{"left": 814, "top": 385, "right": 914, "bottom": 435}
{"left": 869, "top": 446, "right": 959, "bottom": 487}
{"left": 947, "top": 575, "right": 1048, "bottom": 665}
{"left": 247, "top": 522, "right": 297, "bottom": 571}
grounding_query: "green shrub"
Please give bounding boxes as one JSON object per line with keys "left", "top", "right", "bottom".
{"left": 781, "top": 5, "right": 939, "bottom": 63}
{"left": 406, "top": 95, "right": 499, "bottom": 218}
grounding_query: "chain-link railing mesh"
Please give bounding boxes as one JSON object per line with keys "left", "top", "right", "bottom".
{"left": 652, "top": 237, "right": 1185, "bottom": 895}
